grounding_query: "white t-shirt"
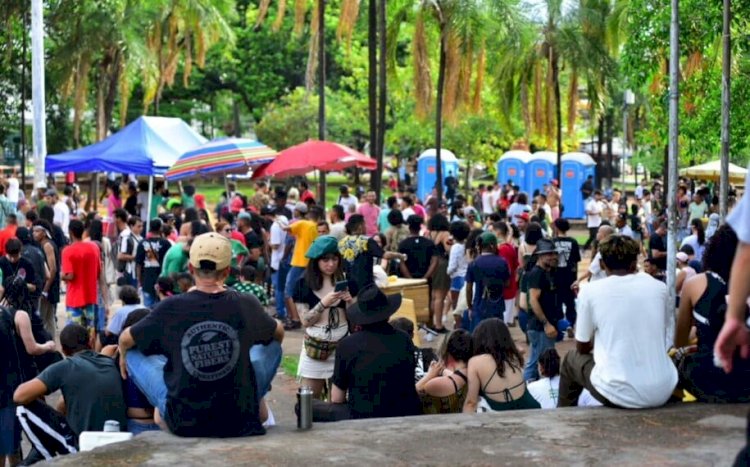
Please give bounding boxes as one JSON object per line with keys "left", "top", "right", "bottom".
{"left": 53, "top": 200, "right": 71, "bottom": 236}
{"left": 137, "top": 192, "right": 150, "bottom": 220}
{"left": 527, "top": 376, "right": 603, "bottom": 409}
{"left": 330, "top": 221, "right": 346, "bottom": 240}
{"left": 585, "top": 199, "right": 603, "bottom": 228}
{"left": 728, "top": 167, "right": 750, "bottom": 243}
{"left": 507, "top": 203, "right": 530, "bottom": 226}
{"left": 575, "top": 272, "right": 678, "bottom": 408}
{"left": 680, "top": 234, "right": 706, "bottom": 263}
{"left": 269, "top": 220, "right": 288, "bottom": 270}
{"left": 635, "top": 185, "right": 645, "bottom": 200}
{"left": 339, "top": 194, "right": 359, "bottom": 214}
{"left": 588, "top": 252, "right": 607, "bottom": 282}
{"left": 490, "top": 188, "right": 502, "bottom": 209}
{"left": 481, "top": 191, "right": 494, "bottom": 215}
{"left": 618, "top": 225, "right": 635, "bottom": 239}
{"left": 402, "top": 207, "right": 416, "bottom": 219}
{"left": 6, "top": 177, "right": 19, "bottom": 203}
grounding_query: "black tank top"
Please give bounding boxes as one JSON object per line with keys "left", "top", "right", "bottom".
{"left": 693, "top": 272, "right": 727, "bottom": 355}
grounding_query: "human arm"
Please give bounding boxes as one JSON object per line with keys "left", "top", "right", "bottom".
{"left": 529, "top": 287, "right": 557, "bottom": 338}
{"left": 60, "top": 248, "right": 74, "bottom": 281}
{"left": 118, "top": 327, "right": 136, "bottom": 379}
{"left": 13, "top": 378, "right": 49, "bottom": 405}
{"left": 462, "top": 357, "right": 481, "bottom": 413}
{"left": 675, "top": 276, "right": 699, "bottom": 348}
{"left": 447, "top": 246, "right": 461, "bottom": 277}
{"left": 42, "top": 243, "right": 56, "bottom": 294}
{"left": 575, "top": 288, "right": 594, "bottom": 354}
{"left": 15, "top": 311, "right": 55, "bottom": 355}
{"left": 465, "top": 280, "right": 473, "bottom": 312}
{"left": 297, "top": 292, "right": 344, "bottom": 327}
{"left": 117, "top": 236, "right": 136, "bottom": 262}
{"left": 331, "top": 384, "right": 347, "bottom": 404}
{"left": 424, "top": 256, "right": 439, "bottom": 280}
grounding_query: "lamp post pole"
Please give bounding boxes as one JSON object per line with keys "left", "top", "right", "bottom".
{"left": 31, "top": 0, "right": 47, "bottom": 188}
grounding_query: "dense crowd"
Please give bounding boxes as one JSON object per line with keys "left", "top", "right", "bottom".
{"left": 0, "top": 172, "right": 749, "bottom": 465}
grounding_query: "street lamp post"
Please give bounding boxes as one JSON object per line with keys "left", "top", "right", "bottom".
{"left": 622, "top": 90, "right": 634, "bottom": 188}
{"left": 31, "top": 0, "right": 47, "bottom": 187}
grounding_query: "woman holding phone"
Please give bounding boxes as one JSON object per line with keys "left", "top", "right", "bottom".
{"left": 291, "top": 235, "right": 354, "bottom": 398}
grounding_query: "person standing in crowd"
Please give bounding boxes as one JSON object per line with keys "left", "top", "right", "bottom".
{"left": 46, "top": 188, "right": 70, "bottom": 238}
{"left": 328, "top": 205, "right": 347, "bottom": 240}
{"left": 216, "top": 221, "right": 249, "bottom": 286}
{"left": 39, "top": 205, "right": 66, "bottom": 250}
{"left": 114, "top": 209, "right": 138, "bottom": 288}
{"left": 649, "top": 221, "right": 668, "bottom": 272}
{"left": 493, "top": 222, "right": 518, "bottom": 327}
{"left": 0, "top": 239, "right": 38, "bottom": 309}
{"left": 398, "top": 215, "right": 437, "bottom": 279}
{"left": 508, "top": 193, "right": 530, "bottom": 226}
{"left": 676, "top": 225, "right": 750, "bottom": 402}
{"left": 15, "top": 227, "right": 47, "bottom": 310}
{"left": 401, "top": 195, "right": 417, "bottom": 219}
{"left": 338, "top": 214, "right": 404, "bottom": 297}
{"left": 135, "top": 218, "right": 171, "bottom": 307}
{"left": 426, "top": 214, "right": 452, "bottom": 333}
{"left": 357, "top": 191, "right": 381, "bottom": 237}
{"left": 297, "top": 180, "right": 314, "bottom": 204}
{"left": 119, "top": 232, "right": 284, "bottom": 437}
{"left": 558, "top": 236, "right": 677, "bottom": 408}
{"left": 681, "top": 218, "right": 707, "bottom": 263}
{"left": 547, "top": 180, "right": 561, "bottom": 221}
{"left": 447, "top": 221, "right": 470, "bottom": 312}
{"left": 463, "top": 318, "right": 540, "bottom": 412}
{"left": 292, "top": 236, "right": 352, "bottom": 399}
{"left": 283, "top": 203, "right": 322, "bottom": 330}
{"left": 329, "top": 285, "right": 421, "bottom": 419}
{"left": 0, "top": 213, "right": 18, "bottom": 256}
{"left": 583, "top": 190, "right": 604, "bottom": 250}
{"left": 688, "top": 191, "right": 708, "bottom": 223}
{"left": 464, "top": 232, "right": 510, "bottom": 332}
{"left": 385, "top": 210, "right": 409, "bottom": 254}
{"left": 317, "top": 221, "right": 330, "bottom": 236}
{"left": 32, "top": 221, "right": 60, "bottom": 336}
{"left": 250, "top": 181, "right": 270, "bottom": 211}
{"left": 270, "top": 213, "right": 290, "bottom": 320}
{"left": 338, "top": 185, "right": 358, "bottom": 215}
{"left": 580, "top": 175, "right": 594, "bottom": 201}
{"left": 551, "top": 219, "right": 581, "bottom": 336}
{"left": 14, "top": 323, "right": 128, "bottom": 436}
{"left": 378, "top": 196, "right": 397, "bottom": 234}
{"left": 61, "top": 220, "right": 101, "bottom": 342}
{"left": 524, "top": 238, "right": 563, "bottom": 381}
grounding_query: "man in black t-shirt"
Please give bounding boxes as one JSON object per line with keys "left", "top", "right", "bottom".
{"left": 525, "top": 239, "right": 563, "bottom": 381}
{"left": 0, "top": 238, "right": 38, "bottom": 306}
{"left": 330, "top": 285, "right": 421, "bottom": 419}
{"left": 398, "top": 215, "right": 438, "bottom": 279}
{"left": 649, "top": 221, "right": 668, "bottom": 271}
{"left": 119, "top": 233, "right": 284, "bottom": 437}
{"left": 135, "top": 219, "right": 172, "bottom": 308}
{"left": 552, "top": 219, "right": 581, "bottom": 332}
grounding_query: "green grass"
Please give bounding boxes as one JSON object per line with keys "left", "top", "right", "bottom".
{"left": 573, "top": 234, "right": 588, "bottom": 245}
{"left": 281, "top": 355, "right": 299, "bottom": 378}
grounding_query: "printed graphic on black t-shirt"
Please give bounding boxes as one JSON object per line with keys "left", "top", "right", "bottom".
{"left": 181, "top": 321, "right": 241, "bottom": 382}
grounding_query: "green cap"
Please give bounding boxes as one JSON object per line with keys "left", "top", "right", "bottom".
{"left": 479, "top": 231, "right": 497, "bottom": 248}
{"left": 166, "top": 198, "right": 183, "bottom": 210}
{"left": 305, "top": 235, "right": 340, "bottom": 260}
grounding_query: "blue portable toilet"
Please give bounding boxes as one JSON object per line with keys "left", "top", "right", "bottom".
{"left": 561, "top": 152, "right": 596, "bottom": 219}
{"left": 527, "top": 151, "right": 558, "bottom": 197}
{"left": 417, "top": 149, "right": 459, "bottom": 202}
{"left": 496, "top": 150, "right": 531, "bottom": 190}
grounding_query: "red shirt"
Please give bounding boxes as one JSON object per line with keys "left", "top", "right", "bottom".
{"left": 62, "top": 240, "right": 101, "bottom": 308}
{"left": 0, "top": 225, "right": 17, "bottom": 256}
{"left": 231, "top": 230, "right": 247, "bottom": 246}
{"left": 300, "top": 190, "right": 315, "bottom": 203}
{"left": 497, "top": 243, "right": 519, "bottom": 299}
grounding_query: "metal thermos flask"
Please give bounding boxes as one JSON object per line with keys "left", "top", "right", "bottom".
{"left": 103, "top": 420, "right": 120, "bottom": 432}
{"left": 297, "top": 386, "right": 313, "bottom": 430}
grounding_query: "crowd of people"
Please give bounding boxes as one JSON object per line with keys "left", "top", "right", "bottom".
{"left": 0, "top": 171, "right": 749, "bottom": 465}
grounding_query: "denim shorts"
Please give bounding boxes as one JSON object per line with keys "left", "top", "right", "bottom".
{"left": 450, "top": 276, "right": 465, "bottom": 292}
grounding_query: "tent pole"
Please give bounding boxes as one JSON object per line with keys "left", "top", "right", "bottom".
{"left": 146, "top": 175, "right": 153, "bottom": 234}
{"left": 224, "top": 175, "right": 230, "bottom": 203}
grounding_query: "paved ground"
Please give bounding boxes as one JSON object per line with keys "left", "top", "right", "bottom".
{"left": 48, "top": 404, "right": 749, "bottom": 466}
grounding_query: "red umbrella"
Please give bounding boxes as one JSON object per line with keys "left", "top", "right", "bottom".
{"left": 252, "top": 140, "right": 375, "bottom": 179}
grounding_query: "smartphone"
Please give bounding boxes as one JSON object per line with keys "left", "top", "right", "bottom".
{"left": 334, "top": 280, "right": 349, "bottom": 292}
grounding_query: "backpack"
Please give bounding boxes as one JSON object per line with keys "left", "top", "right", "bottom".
{"left": 114, "top": 232, "right": 136, "bottom": 273}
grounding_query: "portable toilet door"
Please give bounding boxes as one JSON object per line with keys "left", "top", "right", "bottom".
{"left": 561, "top": 152, "right": 596, "bottom": 219}
{"left": 527, "top": 151, "right": 558, "bottom": 197}
{"left": 496, "top": 150, "right": 531, "bottom": 191}
{"left": 417, "top": 149, "right": 458, "bottom": 202}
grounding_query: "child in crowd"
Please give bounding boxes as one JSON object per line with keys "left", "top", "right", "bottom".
{"left": 234, "top": 265, "right": 269, "bottom": 306}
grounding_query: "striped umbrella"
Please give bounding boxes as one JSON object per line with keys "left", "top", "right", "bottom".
{"left": 165, "top": 137, "right": 277, "bottom": 181}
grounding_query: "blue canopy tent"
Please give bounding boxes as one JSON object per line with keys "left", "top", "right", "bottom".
{"left": 46, "top": 116, "right": 206, "bottom": 175}
{"left": 46, "top": 116, "right": 206, "bottom": 228}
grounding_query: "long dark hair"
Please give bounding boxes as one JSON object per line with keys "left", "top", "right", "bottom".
{"left": 702, "top": 224, "right": 737, "bottom": 282}
{"left": 465, "top": 229, "right": 485, "bottom": 260}
{"left": 304, "top": 252, "right": 345, "bottom": 291}
{"left": 691, "top": 218, "right": 705, "bottom": 246}
{"left": 87, "top": 219, "right": 104, "bottom": 242}
{"left": 538, "top": 348, "right": 561, "bottom": 378}
{"left": 472, "top": 318, "right": 524, "bottom": 377}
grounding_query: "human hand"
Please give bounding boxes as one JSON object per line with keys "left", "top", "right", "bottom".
{"left": 544, "top": 323, "right": 558, "bottom": 339}
{"left": 340, "top": 291, "right": 354, "bottom": 304}
{"left": 321, "top": 291, "right": 344, "bottom": 308}
{"left": 44, "top": 341, "right": 56, "bottom": 352}
{"left": 713, "top": 316, "right": 750, "bottom": 373}
{"left": 427, "top": 360, "right": 444, "bottom": 378}
{"left": 570, "top": 281, "right": 580, "bottom": 292}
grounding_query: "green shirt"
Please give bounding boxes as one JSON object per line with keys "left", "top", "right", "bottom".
{"left": 151, "top": 194, "right": 164, "bottom": 218}
{"left": 226, "top": 240, "right": 249, "bottom": 285}
{"left": 161, "top": 242, "right": 189, "bottom": 277}
{"left": 233, "top": 281, "right": 269, "bottom": 306}
{"left": 181, "top": 194, "right": 196, "bottom": 210}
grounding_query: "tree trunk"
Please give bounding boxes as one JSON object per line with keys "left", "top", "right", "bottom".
{"left": 606, "top": 110, "right": 613, "bottom": 189}
{"left": 552, "top": 52, "right": 562, "bottom": 180}
{"left": 719, "top": 0, "right": 730, "bottom": 220}
{"left": 435, "top": 27, "right": 447, "bottom": 202}
{"left": 368, "top": 0, "right": 378, "bottom": 194}
{"left": 374, "top": 0, "right": 386, "bottom": 203}
{"left": 595, "top": 117, "right": 604, "bottom": 188}
{"left": 317, "top": 0, "right": 327, "bottom": 202}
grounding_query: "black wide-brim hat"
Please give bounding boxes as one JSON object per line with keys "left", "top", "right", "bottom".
{"left": 346, "top": 284, "right": 402, "bottom": 326}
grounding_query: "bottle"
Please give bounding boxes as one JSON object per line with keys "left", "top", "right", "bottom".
{"left": 297, "top": 386, "right": 313, "bottom": 430}
{"left": 103, "top": 420, "right": 120, "bottom": 432}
